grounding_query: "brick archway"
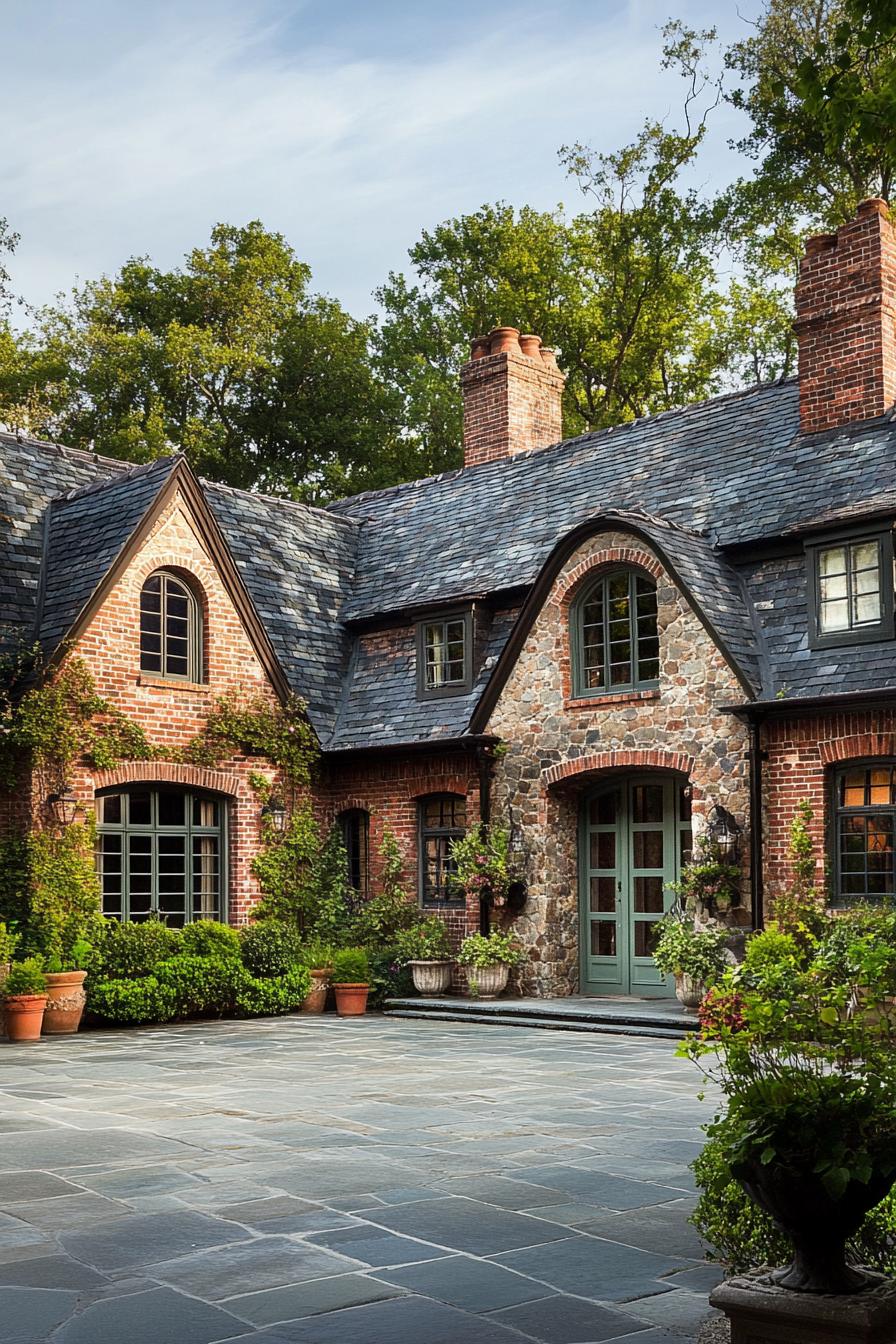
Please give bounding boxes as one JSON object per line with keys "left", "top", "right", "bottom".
{"left": 819, "top": 733, "right": 896, "bottom": 765}
{"left": 542, "top": 748, "right": 695, "bottom": 790}
{"left": 92, "top": 760, "right": 242, "bottom": 796}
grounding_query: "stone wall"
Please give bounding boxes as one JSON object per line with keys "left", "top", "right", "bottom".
{"left": 485, "top": 530, "right": 751, "bottom": 995}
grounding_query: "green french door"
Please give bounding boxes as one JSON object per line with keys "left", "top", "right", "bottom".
{"left": 580, "top": 775, "right": 692, "bottom": 997}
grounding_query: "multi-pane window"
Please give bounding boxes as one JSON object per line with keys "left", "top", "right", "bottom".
{"left": 418, "top": 613, "right": 470, "bottom": 695}
{"left": 97, "top": 787, "right": 225, "bottom": 926}
{"left": 140, "top": 570, "right": 202, "bottom": 681}
{"left": 834, "top": 765, "right": 896, "bottom": 906}
{"left": 419, "top": 794, "right": 466, "bottom": 906}
{"left": 339, "top": 808, "right": 370, "bottom": 906}
{"left": 574, "top": 569, "right": 659, "bottom": 696}
{"left": 817, "top": 539, "right": 883, "bottom": 635}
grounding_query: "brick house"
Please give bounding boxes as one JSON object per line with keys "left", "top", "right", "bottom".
{"left": 3, "top": 198, "right": 896, "bottom": 999}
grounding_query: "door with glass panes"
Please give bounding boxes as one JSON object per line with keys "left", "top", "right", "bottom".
{"left": 580, "top": 775, "right": 692, "bottom": 996}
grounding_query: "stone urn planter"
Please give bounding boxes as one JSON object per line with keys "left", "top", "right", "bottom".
{"left": 301, "top": 967, "right": 332, "bottom": 1015}
{"left": 4, "top": 994, "right": 48, "bottom": 1043}
{"left": 333, "top": 983, "right": 369, "bottom": 1017}
{"left": 466, "top": 964, "right": 510, "bottom": 1000}
{"left": 733, "top": 1153, "right": 896, "bottom": 1293}
{"left": 408, "top": 960, "right": 452, "bottom": 997}
{"left": 674, "top": 972, "right": 705, "bottom": 1012}
{"left": 43, "top": 970, "right": 88, "bottom": 1035}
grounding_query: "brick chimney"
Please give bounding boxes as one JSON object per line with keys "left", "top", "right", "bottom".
{"left": 460, "top": 327, "right": 565, "bottom": 467}
{"left": 795, "top": 197, "right": 896, "bottom": 434}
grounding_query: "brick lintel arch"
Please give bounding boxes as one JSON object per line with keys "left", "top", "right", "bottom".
{"left": 92, "top": 760, "right": 242, "bottom": 796}
{"left": 542, "top": 748, "right": 695, "bottom": 790}
{"left": 819, "top": 734, "right": 896, "bottom": 766}
{"left": 554, "top": 547, "right": 665, "bottom": 614}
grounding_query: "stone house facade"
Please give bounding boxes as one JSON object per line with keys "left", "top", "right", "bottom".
{"left": 4, "top": 199, "right": 896, "bottom": 998}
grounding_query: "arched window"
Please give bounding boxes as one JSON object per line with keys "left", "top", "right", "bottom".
{"left": 834, "top": 763, "right": 896, "bottom": 907}
{"left": 418, "top": 794, "right": 466, "bottom": 907}
{"left": 339, "top": 808, "right": 370, "bottom": 904}
{"left": 96, "top": 787, "right": 226, "bottom": 925}
{"left": 572, "top": 568, "right": 659, "bottom": 696}
{"left": 140, "top": 570, "right": 202, "bottom": 682}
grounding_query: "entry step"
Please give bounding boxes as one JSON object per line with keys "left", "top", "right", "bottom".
{"left": 383, "top": 994, "right": 694, "bottom": 1040}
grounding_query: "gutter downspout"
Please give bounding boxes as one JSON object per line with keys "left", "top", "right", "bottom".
{"left": 476, "top": 745, "right": 493, "bottom": 936}
{"left": 749, "top": 715, "right": 766, "bottom": 930}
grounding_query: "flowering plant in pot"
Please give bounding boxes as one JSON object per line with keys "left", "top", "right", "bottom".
{"left": 685, "top": 968, "right": 896, "bottom": 1294}
{"left": 652, "top": 914, "right": 728, "bottom": 1009}
{"left": 456, "top": 929, "right": 526, "bottom": 999}
{"left": 395, "top": 919, "right": 453, "bottom": 996}
{"left": 3, "top": 957, "right": 49, "bottom": 1043}
{"left": 332, "top": 946, "right": 370, "bottom": 1017}
{"left": 672, "top": 834, "right": 741, "bottom": 919}
{"left": 448, "top": 825, "right": 522, "bottom": 910}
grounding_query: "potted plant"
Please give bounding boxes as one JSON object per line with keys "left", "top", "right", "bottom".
{"left": 0, "top": 922, "right": 17, "bottom": 991}
{"left": 448, "top": 824, "right": 523, "bottom": 910}
{"left": 686, "top": 973, "right": 896, "bottom": 1294}
{"left": 652, "top": 915, "right": 728, "bottom": 1009}
{"left": 3, "top": 958, "right": 49, "bottom": 1043}
{"left": 456, "top": 929, "right": 526, "bottom": 999}
{"left": 43, "top": 938, "right": 93, "bottom": 1035}
{"left": 300, "top": 940, "right": 335, "bottom": 1014}
{"left": 395, "top": 918, "right": 453, "bottom": 996}
{"left": 672, "top": 834, "right": 742, "bottom": 920}
{"left": 332, "top": 946, "right": 371, "bottom": 1016}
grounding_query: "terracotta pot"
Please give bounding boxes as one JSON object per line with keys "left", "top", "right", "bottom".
{"left": 4, "top": 994, "right": 48, "bottom": 1043}
{"left": 465, "top": 963, "right": 509, "bottom": 999}
{"left": 488, "top": 326, "right": 521, "bottom": 355}
{"left": 675, "top": 973, "right": 705, "bottom": 1011}
{"left": 333, "top": 983, "right": 369, "bottom": 1017}
{"left": 43, "top": 970, "right": 87, "bottom": 1035}
{"left": 518, "top": 333, "right": 542, "bottom": 358}
{"left": 301, "top": 966, "right": 332, "bottom": 1015}
{"left": 409, "top": 960, "right": 452, "bottom": 997}
{"left": 734, "top": 1152, "right": 896, "bottom": 1293}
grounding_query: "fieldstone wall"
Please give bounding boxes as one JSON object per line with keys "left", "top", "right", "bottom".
{"left": 485, "top": 530, "right": 751, "bottom": 996}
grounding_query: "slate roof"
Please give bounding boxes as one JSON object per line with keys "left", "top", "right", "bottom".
{"left": 4, "top": 368, "right": 896, "bottom": 751}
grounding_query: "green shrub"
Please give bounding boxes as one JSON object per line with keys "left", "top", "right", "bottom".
{"left": 347, "top": 827, "right": 418, "bottom": 947}
{"left": 87, "top": 976, "right": 176, "bottom": 1025}
{"left": 652, "top": 918, "right": 727, "bottom": 983}
{"left": 299, "top": 938, "right": 336, "bottom": 969}
{"left": 367, "top": 947, "right": 413, "bottom": 1008}
{"left": 394, "top": 918, "right": 452, "bottom": 963}
{"left": 3, "top": 957, "right": 47, "bottom": 996}
{"left": 155, "top": 955, "right": 240, "bottom": 1019}
{"left": 181, "top": 920, "right": 241, "bottom": 959}
{"left": 233, "top": 964, "right": 310, "bottom": 1017}
{"left": 332, "top": 946, "right": 370, "bottom": 983}
{"left": 457, "top": 930, "right": 525, "bottom": 969}
{"left": 240, "top": 919, "right": 304, "bottom": 977}
{"left": 0, "top": 920, "right": 18, "bottom": 964}
{"left": 92, "top": 920, "right": 183, "bottom": 980}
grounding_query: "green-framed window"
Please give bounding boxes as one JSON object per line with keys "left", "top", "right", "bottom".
{"left": 832, "top": 763, "right": 896, "bottom": 907}
{"left": 572, "top": 569, "right": 659, "bottom": 697}
{"left": 418, "top": 794, "right": 466, "bottom": 907}
{"left": 339, "top": 808, "right": 370, "bottom": 906}
{"left": 140, "top": 570, "right": 203, "bottom": 681}
{"left": 417, "top": 611, "right": 472, "bottom": 698}
{"left": 96, "top": 787, "right": 226, "bottom": 925}
{"left": 807, "top": 531, "right": 894, "bottom": 648}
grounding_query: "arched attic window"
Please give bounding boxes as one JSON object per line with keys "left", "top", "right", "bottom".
{"left": 571, "top": 568, "right": 659, "bottom": 697}
{"left": 140, "top": 570, "right": 203, "bottom": 682}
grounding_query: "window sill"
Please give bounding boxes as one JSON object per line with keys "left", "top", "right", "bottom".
{"left": 566, "top": 688, "right": 660, "bottom": 710}
{"left": 138, "top": 674, "right": 207, "bottom": 694}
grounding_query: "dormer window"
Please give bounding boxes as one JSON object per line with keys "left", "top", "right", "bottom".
{"left": 808, "top": 531, "right": 894, "bottom": 648}
{"left": 571, "top": 569, "right": 659, "bottom": 697}
{"left": 417, "top": 610, "right": 472, "bottom": 698}
{"left": 140, "top": 570, "right": 203, "bottom": 681}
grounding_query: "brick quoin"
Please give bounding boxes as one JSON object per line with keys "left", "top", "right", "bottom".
{"left": 460, "top": 328, "right": 565, "bottom": 467}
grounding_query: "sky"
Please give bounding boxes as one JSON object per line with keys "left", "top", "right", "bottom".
{"left": 1, "top": 0, "right": 762, "bottom": 323}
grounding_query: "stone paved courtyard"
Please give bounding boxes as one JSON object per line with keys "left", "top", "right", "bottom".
{"left": 0, "top": 1017, "right": 724, "bottom": 1343}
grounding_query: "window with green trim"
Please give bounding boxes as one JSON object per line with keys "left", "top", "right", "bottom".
{"left": 833, "top": 764, "right": 896, "bottom": 907}
{"left": 572, "top": 569, "right": 659, "bottom": 696}
{"left": 96, "top": 787, "right": 225, "bottom": 925}
{"left": 807, "top": 531, "right": 894, "bottom": 649}
{"left": 140, "top": 570, "right": 203, "bottom": 681}
{"left": 416, "top": 610, "right": 472, "bottom": 698}
{"left": 418, "top": 794, "right": 466, "bottom": 907}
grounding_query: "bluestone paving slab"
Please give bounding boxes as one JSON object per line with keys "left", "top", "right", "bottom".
{"left": 488, "top": 1293, "right": 653, "bottom": 1342}
{"left": 53, "top": 1284, "right": 247, "bottom": 1344}
{"left": 432, "top": 1175, "right": 573, "bottom": 1209}
{"left": 8, "top": 1192, "right": 132, "bottom": 1233}
{"left": 0, "top": 1284, "right": 80, "bottom": 1343}
{"left": 625, "top": 1288, "right": 718, "bottom": 1332}
{"left": 223, "top": 1273, "right": 406, "bottom": 1325}
{"left": 217, "top": 1196, "right": 323, "bottom": 1228}
{"left": 360, "top": 1196, "right": 571, "bottom": 1255}
{"left": 490, "top": 1236, "right": 691, "bottom": 1303}
{"left": 0, "top": 1172, "right": 86, "bottom": 1203}
{"left": 305, "top": 1224, "right": 449, "bottom": 1267}
{"left": 372, "top": 1254, "right": 551, "bottom": 1311}
{"left": 0, "top": 1128, "right": 191, "bottom": 1171}
{"left": 239, "top": 1293, "right": 531, "bottom": 1342}
{"left": 59, "top": 1209, "right": 242, "bottom": 1271}
{"left": 0, "top": 1252, "right": 110, "bottom": 1289}
{"left": 150, "top": 1235, "right": 367, "bottom": 1298}
{"left": 512, "top": 1167, "right": 684, "bottom": 1210}
{"left": 578, "top": 1204, "right": 704, "bottom": 1260}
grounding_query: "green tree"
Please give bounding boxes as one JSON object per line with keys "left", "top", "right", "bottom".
{"left": 2, "top": 222, "right": 401, "bottom": 503}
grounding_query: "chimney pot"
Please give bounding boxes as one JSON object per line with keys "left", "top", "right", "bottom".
{"left": 540, "top": 346, "right": 559, "bottom": 370}
{"left": 488, "top": 326, "right": 521, "bottom": 356}
{"left": 519, "top": 333, "right": 542, "bottom": 358}
{"left": 470, "top": 336, "right": 490, "bottom": 360}
{"left": 460, "top": 329, "right": 564, "bottom": 467}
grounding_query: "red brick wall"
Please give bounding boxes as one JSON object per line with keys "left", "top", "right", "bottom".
{"left": 795, "top": 197, "right": 896, "bottom": 434}
{"left": 460, "top": 330, "right": 565, "bottom": 467}
{"left": 762, "top": 708, "right": 896, "bottom": 908}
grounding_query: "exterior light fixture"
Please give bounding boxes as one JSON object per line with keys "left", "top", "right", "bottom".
{"left": 260, "top": 797, "right": 288, "bottom": 834}
{"left": 706, "top": 804, "right": 742, "bottom": 862}
{"left": 46, "top": 790, "right": 79, "bottom": 828}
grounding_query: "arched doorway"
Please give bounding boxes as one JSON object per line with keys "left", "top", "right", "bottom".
{"left": 579, "top": 773, "right": 692, "bottom": 996}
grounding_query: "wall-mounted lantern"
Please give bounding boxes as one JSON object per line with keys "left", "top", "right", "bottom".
{"left": 260, "top": 797, "right": 288, "bottom": 834}
{"left": 46, "top": 790, "right": 80, "bottom": 828}
{"left": 706, "top": 804, "right": 742, "bottom": 863}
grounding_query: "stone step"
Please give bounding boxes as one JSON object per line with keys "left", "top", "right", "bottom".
{"left": 384, "top": 1007, "right": 687, "bottom": 1040}
{"left": 384, "top": 995, "right": 694, "bottom": 1036}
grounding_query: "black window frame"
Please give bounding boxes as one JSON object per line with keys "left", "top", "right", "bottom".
{"left": 418, "top": 793, "right": 467, "bottom": 908}
{"left": 570, "top": 567, "right": 660, "bottom": 698}
{"left": 807, "top": 528, "right": 894, "bottom": 650}
{"left": 830, "top": 761, "right": 896, "bottom": 908}
{"left": 96, "top": 785, "right": 227, "bottom": 925}
{"left": 339, "top": 808, "right": 370, "bottom": 906}
{"left": 416, "top": 609, "right": 473, "bottom": 700}
{"left": 140, "top": 569, "right": 204, "bottom": 682}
